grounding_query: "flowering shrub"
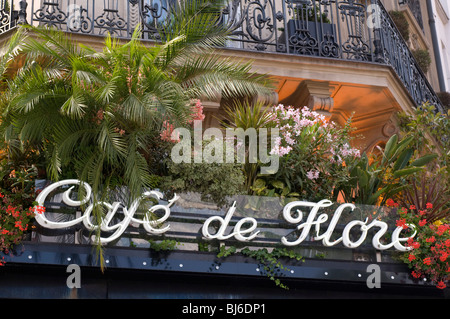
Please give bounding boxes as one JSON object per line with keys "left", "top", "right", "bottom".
{"left": 262, "top": 104, "right": 361, "bottom": 201}
{"left": 0, "top": 165, "right": 40, "bottom": 265}
{"left": 0, "top": 192, "right": 44, "bottom": 266}
{"left": 160, "top": 99, "right": 205, "bottom": 143}
{"left": 390, "top": 200, "right": 450, "bottom": 289}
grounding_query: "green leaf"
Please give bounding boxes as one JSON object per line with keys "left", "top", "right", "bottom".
{"left": 271, "top": 180, "right": 284, "bottom": 189}
{"left": 393, "top": 148, "right": 413, "bottom": 171}
{"left": 253, "top": 179, "right": 266, "bottom": 189}
{"left": 367, "top": 187, "right": 388, "bottom": 205}
{"left": 393, "top": 167, "right": 423, "bottom": 178}
{"left": 389, "top": 136, "right": 414, "bottom": 162}
{"left": 381, "top": 134, "right": 398, "bottom": 165}
{"left": 357, "top": 167, "right": 369, "bottom": 187}
{"left": 411, "top": 153, "right": 438, "bottom": 167}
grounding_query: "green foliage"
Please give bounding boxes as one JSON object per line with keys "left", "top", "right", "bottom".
{"left": 217, "top": 246, "right": 304, "bottom": 289}
{"left": 412, "top": 49, "right": 432, "bottom": 74}
{"left": 389, "top": 11, "right": 410, "bottom": 42}
{"left": 222, "top": 101, "right": 276, "bottom": 193}
{"left": 396, "top": 103, "right": 449, "bottom": 219}
{"left": 398, "top": 103, "right": 449, "bottom": 170}
{"left": 340, "top": 134, "right": 437, "bottom": 206}
{"left": 148, "top": 239, "right": 179, "bottom": 252}
{"left": 293, "top": 4, "right": 331, "bottom": 23}
{"left": 161, "top": 159, "right": 246, "bottom": 208}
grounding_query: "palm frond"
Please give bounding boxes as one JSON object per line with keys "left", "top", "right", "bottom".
{"left": 0, "top": 26, "right": 27, "bottom": 82}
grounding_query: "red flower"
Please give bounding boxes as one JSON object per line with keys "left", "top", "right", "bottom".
{"left": 419, "top": 210, "right": 427, "bottom": 216}
{"left": 426, "top": 203, "right": 433, "bottom": 209}
{"left": 412, "top": 242, "right": 420, "bottom": 249}
{"left": 396, "top": 219, "right": 408, "bottom": 230}
{"left": 436, "top": 281, "right": 446, "bottom": 290}
{"left": 419, "top": 219, "right": 427, "bottom": 227}
{"left": 445, "top": 239, "right": 450, "bottom": 248}
{"left": 410, "top": 205, "right": 416, "bottom": 210}
{"left": 386, "top": 198, "right": 396, "bottom": 207}
{"left": 33, "top": 205, "right": 45, "bottom": 215}
{"left": 408, "top": 254, "right": 416, "bottom": 261}
{"left": 427, "top": 236, "right": 436, "bottom": 243}
{"left": 423, "top": 257, "right": 432, "bottom": 266}
{"left": 407, "top": 237, "right": 414, "bottom": 246}
{"left": 439, "top": 253, "right": 448, "bottom": 262}
{"left": 411, "top": 271, "right": 421, "bottom": 278}
{"left": 437, "top": 225, "right": 449, "bottom": 236}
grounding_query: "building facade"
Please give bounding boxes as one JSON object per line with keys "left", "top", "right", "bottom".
{"left": 0, "top": 0, "right": 447, "bottom": 150}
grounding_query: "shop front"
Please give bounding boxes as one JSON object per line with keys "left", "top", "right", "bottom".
{"left": 1, "top": 179, "right": 448, "bottom": 300}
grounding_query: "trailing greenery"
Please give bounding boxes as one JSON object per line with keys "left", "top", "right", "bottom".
{"left": 217, "top": 245, "right": 304, "bottom": 290}
{"left": 148, "top": 239, "right": 179, "bottom": 252}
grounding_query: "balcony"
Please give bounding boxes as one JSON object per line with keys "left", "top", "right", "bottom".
{"left": 0, "top": 0, "right": 444, "bottom": 117}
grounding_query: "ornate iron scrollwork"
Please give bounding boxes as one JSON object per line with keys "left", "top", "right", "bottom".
{"left": 286, "top": 0, "right": 319, "bottom": 55}
{"left": 284, "top": 0, "right": 339, "bottom": 57}
{"left": 0, "top": 0, "right": 11, "bottom": 33}
{"left": 94, "top": 0, "right": 127, "bottom": 36}
{"left": 140, "top": 0, "right": 172, "bottom": 40}
{"left": 67, "top": 3, "right": 92, "bottom": 33}
{"left": 338, "top": 0, "right": 370, "bottom": 61}
{"left": 34, "top": 0, "right": 67, "bottom": 28}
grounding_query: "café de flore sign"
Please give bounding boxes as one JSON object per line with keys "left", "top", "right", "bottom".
{"left": 33, "top": 180, "right": 416, "bottom": 252}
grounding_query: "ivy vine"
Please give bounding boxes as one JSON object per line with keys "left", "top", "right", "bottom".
{"left": 148, "top": 239, "right": 179, "bottom": 252}
{"left": 217, "top": 246, "right": 304, "bottom": 290}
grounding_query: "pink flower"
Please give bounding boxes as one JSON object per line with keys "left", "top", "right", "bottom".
{"left": 306, "top": 170, "right": 320, "bottom": 180}
{"left": 190, "top": 99, "right": 205, "bottom": 122}
{"left": 160, "top": 121, "right": 180, "bottom": 143}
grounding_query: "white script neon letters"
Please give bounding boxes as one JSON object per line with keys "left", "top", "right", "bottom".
{"left": 281, "top": 200, "right": 415, "bottom": 252}
{"left": 202, "top": 202, "right": 260, "bottom": 241}
{"left": 34, "top": 179, "right": 179, "bottom": 244}
{"left": 33, "top": 180, "right": 415, "bottom": 250}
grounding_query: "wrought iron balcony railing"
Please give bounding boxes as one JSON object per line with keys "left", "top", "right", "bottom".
{"left": 0, "top": 0, "right": 444, "bottom": 113}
